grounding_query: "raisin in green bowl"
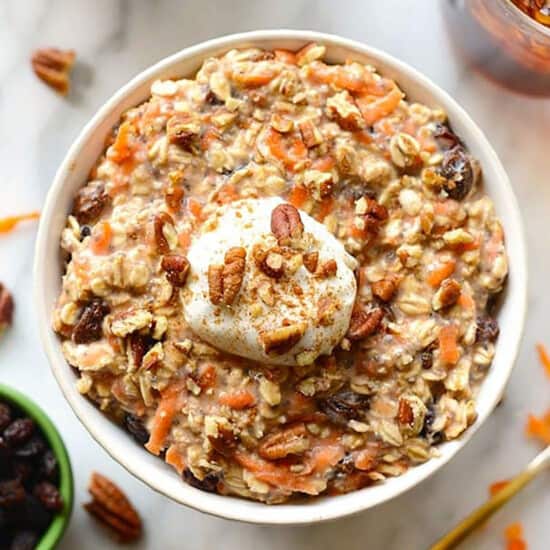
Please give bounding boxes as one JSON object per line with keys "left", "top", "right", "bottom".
{"left": 0, "top": 383, "right": 73, "bottom": 549}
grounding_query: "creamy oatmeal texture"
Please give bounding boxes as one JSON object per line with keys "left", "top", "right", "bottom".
{"left": 53, "top": 43, "right": 508, "bottom": 502}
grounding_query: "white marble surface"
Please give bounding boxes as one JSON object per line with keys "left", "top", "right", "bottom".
{"left": 0, "top": 0, "right": 548, "bottom": 548}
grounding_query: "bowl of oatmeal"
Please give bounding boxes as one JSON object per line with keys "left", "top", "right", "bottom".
{"left": 34, "top": 30, "right": 527, "bottom": 524}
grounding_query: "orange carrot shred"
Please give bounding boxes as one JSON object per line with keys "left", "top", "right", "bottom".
{"left": 504, "top": 522, "right": 527, "bottom": 550}
{"left": 90, "top": 221, "right": 112, "bottom": 255}
{"left": 165, "top": 445, "right": 186, "bottom": 474}
{"left": 426, "top": 260, "right": 456, "bottom": 288}
{"left": 536, "top": 343, "right": 550, "bottom": 379}
{"left": 0, "top": 211, "right": 40, "bottom": 234}
{"left": 525, "top": 412, "right": 550, "bottom": 445}
{"left": 287, "top": 185, "right": 309, "bottom": 209}
{"left": 489, "top": 479, "right": 509, "bottom": 496}
{"left": 218, "top": 389, "right": 256, "bottom": 410}
{"left": 438, "top": 324, "right": 460, "bottom": 365}
{"left": 145, "top": 384, "right": 183, "bottom": 456}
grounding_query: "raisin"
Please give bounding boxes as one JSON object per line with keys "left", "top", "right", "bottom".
{"left": 421, "top": 403, "right": 443, "bottom": 445}
{"left": 14, "top": 436, "right": 45, "bottom": 459}
{"left": 0, "top": 479, "right": 26, "bottom": 507}
{"left": 12, "top": 460, "right": 33, "bottom": 484}
{"left": 33, "top": 482, "right": 62, "bottom": 512}
{"left": 9, "top": 496, "right": 51, "bottom": 531}
{"left": 11, "top": 531, "right": 39, "bottom": 550}
{"left": 72, "top": 183, "right": 110, "bottom": 225}
{"left": 420, "top": 350, "right": 433, "bottom": 370}
{"left": 433, "top": 123, "right": 462, "bottom": 150}
{"left": 182, "top": 469, "right": 220, "bottom": 493}
{"left": 476, "top": 315, "right": 500, "bottom": 343}
{"left": 80, "top": 225, "right": 91, "bottom": 239}
{"left": 38, "top": 450, "right": 58, "bottom": 483}
{"left": 205, "top": 89, "right": 224, "bottom": 106}
{"left": 439, "top": 146, "right": 474, "bottom": 201}
{"left": 0, "top": 403, "right": 12, "bottom": 431}
{"left": 318, "top": 390, "right": 370, "bottom": 426}
{"left": 4, "top": 419, "right": 34, "bottom": 448}
{"left": 72, "top": 299, "right": 110, "bottom": 344}
{"left": 128, "top": 333, "right": 154, "bottom": 369}
{"left": 123, "top": 414, "right": 149, "bottom": 446}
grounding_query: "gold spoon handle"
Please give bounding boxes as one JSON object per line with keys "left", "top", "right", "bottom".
{"left": 430, "top": 445, "right": 550, "bottom": 550}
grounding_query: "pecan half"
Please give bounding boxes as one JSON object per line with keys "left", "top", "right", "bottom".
{"left": 31, "top": 47, "right": 76, "bottom": 95}
{"left": 346, "top": 307, "right": 384, "bottom": 341}
{"left": 153, "top": 212, "right": 175, "bottom": 254}
{"left": 161, "top": 254, "right": 190, "bottom": 287}
{"left": 271, "top": 203, "right": 304, "bottom": 245}
{"left": 166, "top": 113, "right": 200, "bottom": 150}
{"left": 72, "top": 299, "right": 110, "bottom": 344}
{"left": 208, "top": 247, "right": 246, "bottom": 305}
{"left": 72, "top": 184, "right": 110, "bottom": 225}
{"left": 258, "top": 423, "right": 309, "bottom": 460}
{"left": 259, "top": 322, "right": 306, "bottom": 354}
{"left": 371, "top": 277, "right": 399, "bottom": 302}
{"left": 0, "top": 283, "right": 14, "bottom": 335}
{"left": 84, "top": 472, "right": 141, "bottom": 543}
{"left": 432, "top": 278, "right": 461, "bottom": 310}
{"left": 302, "top": 251, "right": 319, "bottom": 273}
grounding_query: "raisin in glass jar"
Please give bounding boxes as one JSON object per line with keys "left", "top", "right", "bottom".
{"left": 443, "top": 0, "right": 550, "bottom": 96}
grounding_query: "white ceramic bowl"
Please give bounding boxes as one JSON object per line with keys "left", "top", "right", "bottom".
{"left": 34, "top": 30, "right": 527, "bottom": 525}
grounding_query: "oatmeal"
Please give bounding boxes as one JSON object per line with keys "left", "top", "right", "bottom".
{"left": 53, "top": 43, "right": 508, "bottom": 503}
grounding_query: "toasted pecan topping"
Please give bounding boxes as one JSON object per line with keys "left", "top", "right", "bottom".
{"left": 258, "top": 250, "right": 285, "bottom": 279}
{"left": 316, "top": 259, "right": 337, "bottom": 278}
{"left": 299, "top": 119, "right": 323, "bottom": 148}
{"left": 208, "top": 247, "right": 246, "bottom": 305}
{"left": 259, "top": 322, "right": 306, "bottom": 354}
{"left": 346, "top": 307, "right": 384, "bottom": 341}
{"left": 371, "top": 277, "right": 399, "bottom": 302}
{"left": 397, "top": 398, "right": 414, "bottom": 425}
{"left": 271, "top": 203, "right": 304, "bottom": 244}
{"left": 433, "top": 278, "right": 461, "bottom": 310}
{"left": 31, "top": 47, "right": 76, "bottom": 95}
{"left": 166, "top": 113, "right": 200, "bottom": 150}
{"left": 84, "top": 472, "right": 141, "bottom": 543}
{"left": 258, "top": 423, "right": 309, "bottom": 460}
{"left": 302, "top": 251, "right": 319, "bottom": 273}
{"left": 161, "top": 254, "right": 190, "bottom": 287}
{"left": 317, "top": 297, "right": 338, "bottom": 326}
{"left": 153, "top": 212, "right": 176, "bottom": 254}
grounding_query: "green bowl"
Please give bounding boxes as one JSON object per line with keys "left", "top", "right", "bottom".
{"left": 0, "top": 383, "right": 74, "bottom": 549}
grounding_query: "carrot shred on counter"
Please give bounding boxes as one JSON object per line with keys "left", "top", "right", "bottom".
{"left": 525, "top": 411, "right": 550, "bottom": 445}
{"left": 438, "top": 324, "right": 460, "bottom": 365}
{"left": 218, "top": 389, "right": 256, "bottom": 410}
{"left": 536, "top": 343, "right": 550, "bottom": 379}
{"left": 504, "top": 522, "right": 527, "bottom": 550}
{"left": 0, "top": 211, "right": 40, "bottom": 234}
{"left": 489, "top": 479, "right": 510, "bottom": 496}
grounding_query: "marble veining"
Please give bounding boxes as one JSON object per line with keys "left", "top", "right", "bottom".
{"left": 0, "top": 0, "right": 548, "bottom": 548}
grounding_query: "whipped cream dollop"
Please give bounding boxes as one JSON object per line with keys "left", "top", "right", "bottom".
{"left": 182, "top": 197, "right": 358, "bottom": 366}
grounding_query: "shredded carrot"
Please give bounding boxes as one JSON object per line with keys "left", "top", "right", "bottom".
{"left": 265, "top": 128, "right": 308, "bottom": 170}
{"left": 525, "top": 412, "right": 550, "bottom": 445}
{"left": 178, "top": 230, "right": 191, "bottom": 251}
{"left": 505, "top": 522, "right": 527, "bottom": 550}
{"left": 216, "top": 182, "right": 239, "bottom": 204}
{"left": 489, "top": 479, "right": 509, "bottom": 496}
{"left": 308, "top": 444, "right": 345, "bottom": 474}
{"left": 274, "top": 49, "right": 297, "bottom": 65}
{"left": 426, "top": 259, "right": 456, "bottom": 288}
{"left": 187, "top": 198, "right": 204, "bottom": 221}
{"left": 108, "top": 120, "right": 135, "bottom": 164}
{"left": 145, "top": 384, "right": 183, "bottom": 456}
{"left": 439, "top": 324, "right": 460, "bottom": 365}
{"left": 356, "top": 86, "right": 403, "bottom": 126}
{"left": 308, "top": 61, "right": 380, "bottom": 93}
{"left": 0, "top": 211, "right": 40, "bottom": 234}
{"left": 458, "top": 292, "right": 475, "bottom": 310}
{"left": 353, "top": 130, "right": 372, "bottom": 146}
{"left": 354, "top": 448, "right": 377, "bottom": 471}
{"left": 196, "top": 364, "right": 217, "bottom": 389}
{"left": 233, "top": 67, "right": 279, "bottom": 88}
{"left": 316, "top": 196, "right": 334, "bottom": 222}
{"left": 200, "top": 127, "right": 221, "bottom": 150}
{"left": 218, "top": 389, "right": 256, "bottom": 410}
{"left": 536, "top": 343, "right": 550, "bottom": 379}
{"left": 287, "top": 185, "right": 309, "bottom": 208}
{"left": 90, "top": 221, "right": 112, "bottom": 255}
{"left": 165, "top": 445, "right": 186, "bottom": 474}
{"left": 311, "top": 156, "right": 335, "bottom": 172}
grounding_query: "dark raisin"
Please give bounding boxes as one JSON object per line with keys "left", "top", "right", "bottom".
{"left": 38, "top": 450, "right": 58, "bottom": 483}
{"left": 439, "top": 146, "right": 474, "bottom": 201}
{"left": 11, "top": 531, "right": 39, "bottom": 550}
{"left": 318, "top": 390, "right": 370, "bottom": 426}
{"left": 4, "top": 419, "right": 34, "bottom": 448}
{"left": 72, "top": 183, "right": 110, "bottom": 225}
{"left": 421, "top": 403, "right": 443, "bottom": 445}
{"left": 128, "top": 333, "right": 154, "bottom": 369}
{"left": 14, "top": 436, "right": 45, "bottom": 459}
{"left": 420, "top": 350, "right": 433, "bottom": 370}
{"left": 72, "top": 299, "right": 110, "bottom": 344}
{"left": 8, "top": 496, "right": 51, "bottom": 531}
{"left": 80, "top": 225, "right": 91, "bottom": 239}
{"left": 0, "top": 479, "right": 26, "bottom": 507}
{"left": 433, "top": 123, "right": 462, "bottom": 150}
{"left": 476, "top": 315, "right": 500, "bottom": 343}
{"left": 182, "top": 469, "right": 220, "bottom": 493}
{"left": 0, "top": 403, "right": 12, "bottom": 431}
{"left": 336, "top": 453, "right": 356, "bottom": 475}
{"left": 123, "top": 414, "right": 149, "bottom": 445}
{"left": 12, "top": 460, "right": 33, "bottom": 484}
{"left": 33, "top": 482, "right": 62, "bottom": 513}
{"left": 205, "top": 89, "right": 224, "bottom": 106}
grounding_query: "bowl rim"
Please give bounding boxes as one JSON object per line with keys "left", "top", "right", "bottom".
{"left": 0, "top": 383, "right": 74, "bottom": 548}
{"left": 34, "top": 29, "right": 528, "bottom": 525}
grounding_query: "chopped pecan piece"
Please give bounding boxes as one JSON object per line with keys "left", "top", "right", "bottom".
{"left": 166, "top": 113, "right": 200, "bottom": 150}
{"left": 346, "top": 307, "right": 384, "bottom": 341}
{"left": 72, "top": 299, "right": 110, "bottom": 344}
{"left": 208, "top": 247, "right": 246, "bottom": 305}
{"left": 259, "top": 250, "right": 284, "bottom": 279}
{"left": 432, "top": 278, "right": 461, "bottom": 310}
{"left": 316, "top": 259, "right": 337, "bottom": 278}
{"left": 271, "top": 203, "right": 304, "bottom": 244}
{"left": 153, "top": 212, "right": 176, "bottom": 254}
{"left": 209, "top": 426, "right": 239, "bottom": 457}
{"left": 397, "top": 398, "right": 414, "bottom": 425}
{"left": 317, "top": 297, "right": 338, "bottom": 326}
{"left": 164, "top": 180, "right": 185, "bottom": 212}
{"left": 258, "top": 423, "right": 309, "bottom": 460}
{"left": 371, "top": 277, "right": 399, "bottom": 302}
{"left": 326, "top": 91, "right": 365, "bottom": 131}
{"left": 0, "top": 283, "right": 14, "bottom": 335}
{"left": 84, "top": 472, "right": 141, "bottom": 543}
{"left": 31, "top": 47, "right": 76, "bottom": 95}
{"left": 72, "top": 184, "right": 110, "bottom": 225}
{"left": 259, "top": 322, "right": 306, "bottom": 354}
{"left": 161, "top": 254, "right": 190, "bottom": 287}
{"left": 302, "top": 251, "right": 319, "bottom": 273}
{"left": 298, "top": 119, "right": 323, "bottom": 148}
